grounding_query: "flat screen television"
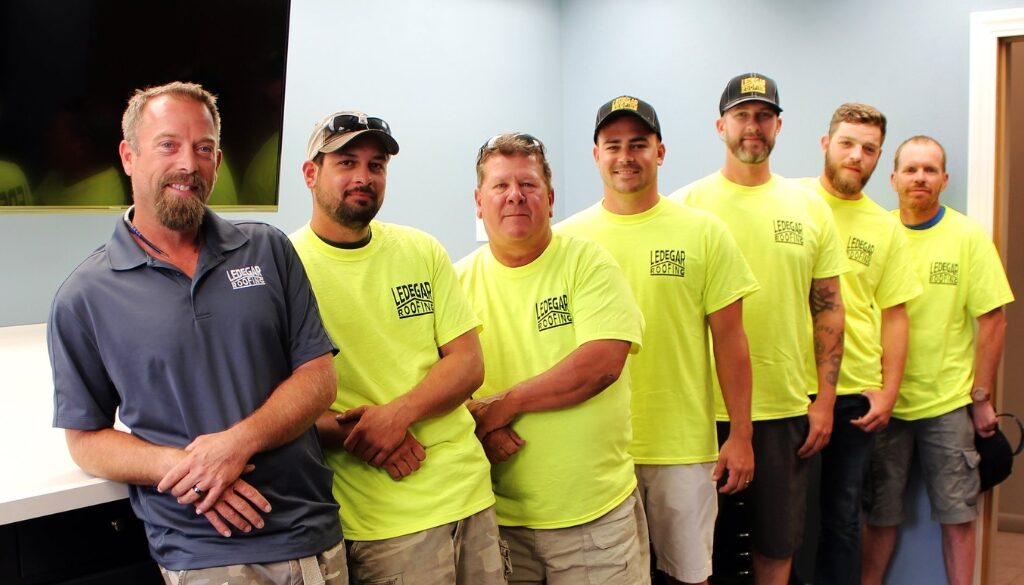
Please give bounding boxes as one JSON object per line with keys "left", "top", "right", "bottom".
{"left": 0, "top": 0, "right": 290, "bottom": 210}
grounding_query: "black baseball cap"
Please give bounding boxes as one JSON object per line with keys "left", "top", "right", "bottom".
{"left": 594, "top": 95, "right": 661, "bottom": 143}
{"left": 719, "top": 73, "right": 782, "bottom": 115}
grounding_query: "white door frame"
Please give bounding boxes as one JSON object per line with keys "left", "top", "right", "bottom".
{"left": 967, "top": 8, "right": 1024, "bottom": 233}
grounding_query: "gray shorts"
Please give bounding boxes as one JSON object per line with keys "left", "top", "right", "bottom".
{"left": 864, "top": 407, "right": 981, "bottom": 526}
{"left": 160, "top": 538, "right": 347, "bottom": 585}
{"left": 345, "top": 506, "right": 507, "bottom": 585}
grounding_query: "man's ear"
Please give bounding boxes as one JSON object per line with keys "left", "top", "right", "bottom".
{"left": 119, "top": 140, "right": 135, "bottom": 176}
{"left": 302, "top": 160, "right": 319, "bottom": 189}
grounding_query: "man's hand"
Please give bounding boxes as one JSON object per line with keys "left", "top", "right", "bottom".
{"left": 157, "top": 429, "right": 254, "bottom": 513}
{"left": 380, "top": 433, "right": 427, "bottom": 480}
{"left": 851, "top": 389, "right": 896, "bottom": 433}
{"left": 338, "top": 403, "right": 412, "bottom": 467}
{"left": 971, "top": 400, "right": 999, "bottom": 438}
{"left": 480, "top": 427, "right": 525, "bottom": 464}
{"left": 200, "top": 477, "right": 271, "bottom": 537}
{"left": 467, "top": 395, "right": 516, "bottom": 439}
{"left": 798, "top": 398, "right": 834, "bottom": 458}
{"left": 714, "top": 435, "right": 754, "bottom": 494}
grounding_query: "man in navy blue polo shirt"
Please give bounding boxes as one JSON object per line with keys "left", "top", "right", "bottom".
{"left": 48, "top": 81, "right": 347, "bottom": 584}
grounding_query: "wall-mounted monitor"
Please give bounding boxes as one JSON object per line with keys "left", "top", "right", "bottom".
{"left": 0, "top": 0, "right": 290, "bottom": 211}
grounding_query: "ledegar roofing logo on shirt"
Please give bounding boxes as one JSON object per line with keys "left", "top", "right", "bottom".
{"left": 227, "top": 265, "right": 266, "bottom": 289}
{"left": 391, "top": 281, "right": 434, "bottom": 319}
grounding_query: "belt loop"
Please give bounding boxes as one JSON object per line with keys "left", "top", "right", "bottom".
{"left": 298, "top": 555, "right": 325, "bottom": 585}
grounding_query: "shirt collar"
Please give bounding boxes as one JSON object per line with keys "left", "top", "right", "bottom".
{"left": 106, "top": 206, "right": 249, "bottom": 271}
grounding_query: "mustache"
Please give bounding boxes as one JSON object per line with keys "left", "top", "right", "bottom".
{"left": 344, "top": 185, "right": 378, "bottom": 198}
{"left": 161, "top": 172, "right": 209, "bottom": 192}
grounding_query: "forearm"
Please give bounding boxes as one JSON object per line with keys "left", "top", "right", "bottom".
{"left": 709, "top": 302, "right": 753, "bottom": 438}
{"left": 229, "top": 353, "right": 337, "bottom": 456}
{"left": 495, "top": 339, "right": 631, "bottom": 417}
{"left": 811, "top": 277, "right": 845, "bottom": 403}
{"left": 387, "top": 331, "right": 484, "bottom": 428}
{"left": 973, "top": 308, "right": 1007, "bottom": 395}
{"left": 879, "top": 304, "right": 909, "bottom": 398}
{"left": 315, "top": 410, "right": 348, "bottom": 450}
{"left": 715, "top": 342, "right": 753, "bottom": 437}
{"left": 65, "top": 428, "right": 179, "bottom": 486}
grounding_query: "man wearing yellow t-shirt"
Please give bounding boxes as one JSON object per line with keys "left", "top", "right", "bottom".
{"left": 862, "top": 136, "right": 1013, "bottom": 585}
{"left": 457, "top": 133, "right": 649, "bottom": 584}
{"left": 291, "top": 111, "right": 504, "bottom": 584}
{"left": 557, "top": 95, "right": 758, "bottom": 585}
{"left": 797, "top": 104, "right": 922, "bottom": 585}
{"left": 671, "top": 73, "right": 847, "bottom": 585}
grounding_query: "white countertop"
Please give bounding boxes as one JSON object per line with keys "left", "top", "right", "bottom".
{"left": 0, "top": 323, "right": 127, "bottom": 525}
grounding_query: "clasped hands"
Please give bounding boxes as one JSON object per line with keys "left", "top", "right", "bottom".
{"left": 467, "top": 394, "right": 526, "bottom": 465}
{"left": 336, "top": 403, "right": 426, "bottom": 481}
{"left": 155, "top": 429, "right": 269, "bottom": 538}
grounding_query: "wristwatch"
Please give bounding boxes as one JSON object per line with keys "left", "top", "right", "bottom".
{"left": 971, "top": 387, "right": 991, "bottom": 402}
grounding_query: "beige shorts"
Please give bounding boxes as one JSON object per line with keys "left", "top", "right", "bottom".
{"left": 500, "top": 489, "right": 651, "bottom": 585}
{"left": 346, "top": 506, "right": 507, "bottom": 585}
{"left": 636, "top": 463, "right": 717, "bottom": 583}
{"left": 160, "top": 538, "right": 347, "bottom": 585}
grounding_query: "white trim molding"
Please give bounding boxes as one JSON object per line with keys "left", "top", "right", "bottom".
{"left": 968, "top": 8, "right": 1024, "bottom": 236}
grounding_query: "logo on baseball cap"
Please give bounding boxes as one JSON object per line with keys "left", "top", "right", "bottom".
{"left": 719, "top": 73, "right": 782, "bottom": 115}
{"left": 594, "top": 95, "right": 661, "bottom": 143}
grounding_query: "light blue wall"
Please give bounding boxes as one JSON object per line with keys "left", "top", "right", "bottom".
{"left": 559, "top": 0, "right": 1024, "bottom": 218}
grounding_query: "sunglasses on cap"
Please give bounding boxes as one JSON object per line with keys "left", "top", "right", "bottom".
{"left": 325, "top": 113, "right": 393, "bottom": 136}
{"left": 477, "top": 132, "right": 546, "bottom": 163}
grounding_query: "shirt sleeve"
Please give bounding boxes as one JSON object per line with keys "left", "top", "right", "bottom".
{"left": 874, "top": 223, "right": 923, "bottom": 310}
{"left": 966, "top": 227, "right": 1014, "bottom": 318}
{"left": 569, "top": 241, "right": 645, "bottom": 354}
{"left": 428, "top": 235, "right": 482, "bottom": 348}
{"left": 703, "top": 217, "right": 761, "bottom": 314}
{"left": 277, "top": 229, "right": 339, "bottom": 370}
{"left": 48, "top": 286, "right": 119, "bottom": 430}
{"left": 810, "top": 195, "right": 849, "bottom": 280}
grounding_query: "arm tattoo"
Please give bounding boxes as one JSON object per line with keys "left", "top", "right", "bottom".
{"left": 809, "top": 280, "right": 839, "bottom": 317}
{"left": 811, "top": 277, "right": 844, "bottom": 387}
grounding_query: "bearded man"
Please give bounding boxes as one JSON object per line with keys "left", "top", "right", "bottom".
{"left": 671, "top": 73, "right": 847, "bottom": 585}
{"left": 797, "top": 104, "right": 921, "bottom": 585}
{"left": 48, "top": 81, "right": 348, "bottom": 584}
{"left": 289, "top": 111, "right": 505, "bottom": 585}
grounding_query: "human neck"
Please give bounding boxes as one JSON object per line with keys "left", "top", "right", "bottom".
{"left": 900, "top": 203, "right": 942, "bottom": 227}
{"left": 721, "top": 155, "right": 772, "bottom": 187}
{"left": 310, "top": 214, "right": 371, "bottom": 244}
{"left": 490, "top": 230, "right": 552, "bottom": 268}
{"left": 602, "top": 188, "right": 659, "bottom": 215}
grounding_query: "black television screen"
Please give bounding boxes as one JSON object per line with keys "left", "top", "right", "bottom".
{"left": 0, "top": 0, "right": 290, "bottom": 209}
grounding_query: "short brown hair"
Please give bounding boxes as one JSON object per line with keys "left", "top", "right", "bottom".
{"left": 828, "top": 103, "right": 887, "bottom": 140}
{"left": 121, "top": 81, "right": 221, "bottom": 151}
{"left": 893, "top": 135, "right": 946, "bottom": 172}
{"left": 475, "top": 133, "right": 552, "bottom": 190}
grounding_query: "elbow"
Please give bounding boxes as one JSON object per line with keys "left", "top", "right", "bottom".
{"left": 465, "top": 354, "right": 485, "bottom": 399}
{"left": 585, "top": 362, "right": 626, "bottom": 399}
{"left": 314, "top": 359, "right": 339, "bottom": 411}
